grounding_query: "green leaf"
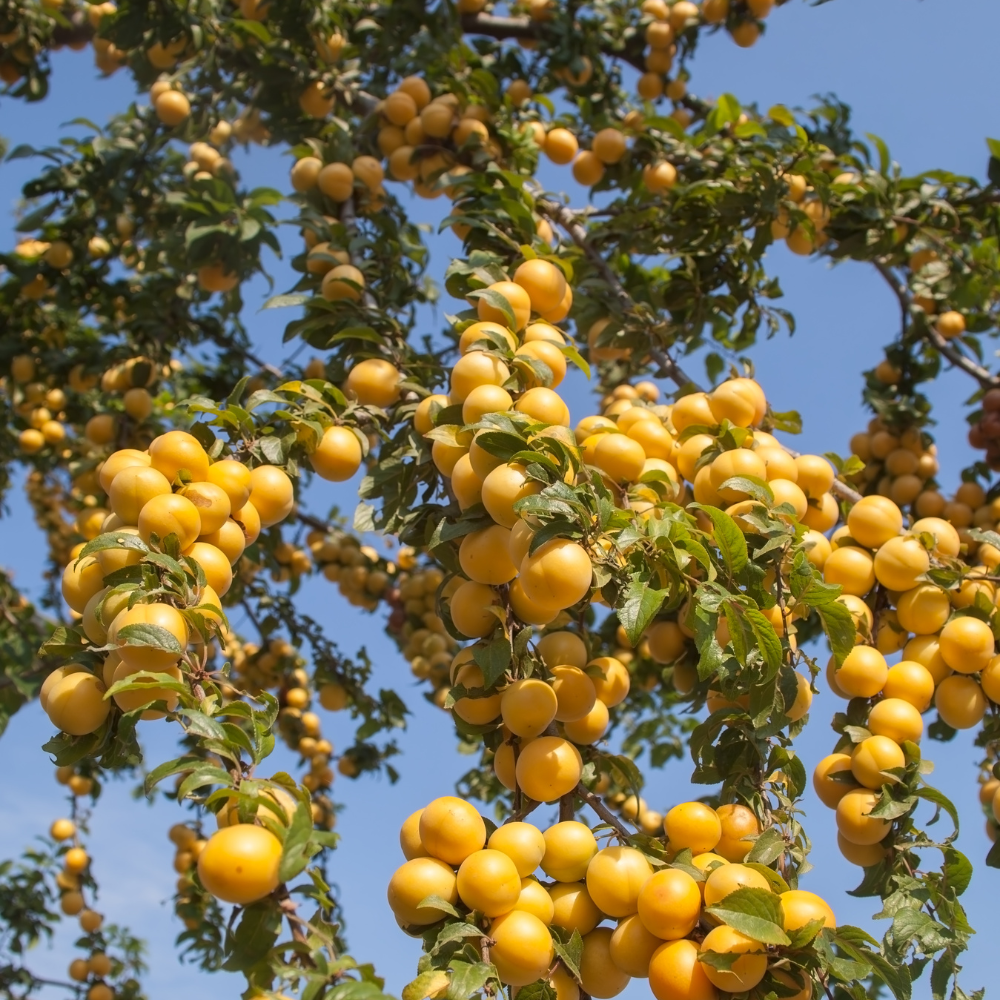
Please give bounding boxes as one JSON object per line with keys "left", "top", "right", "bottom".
{"left": 784, "top": 917, "right": 827, "bottom": 949}
{"left": 744, "top": 608, "right": 782, "bottom": 679}
{"left": 559, "top": 344, "right": 590, "bottom": 380}
{"left": 106, "top": 671, "right": 188, "bottom": 699}
{"left": 616, "top": 578, "right": 667, "bottom": 647}
{"left": 914, "top": 785, "right": 959, "bottom": 835}
{"left": 144, "top": 758, "right": 229, "bottom": 796}
{"left": 41, "top": 729, "right": 104, "bottom": 766}
{"left": 984, "top": 838, "right": 1000, "bottom": 869}
{"left": 278, "top": 799, "right": 316, "bottom": 882}
{"left": 866, "top": 132, "right": 891, "bottom": 176}
{"left": 416, "top": 894, "right": 461, "bottom": 920}
{"left": 768, "top": 105, "right": 796, "bottom": 126}
{"left": 549, "top": 927, "right": 583, "bottom": 980}
{"left": 745, "top": 827, "right": 785, "bottom": 865}
{"left": 606, "top": 754, "right": 644, "bottom": 796}
{"left": 942, "top": 847, "right": 972, "bottom": 895}
{"left": 175, "top": 709, "right": 227, "bottom": 741}
{"left": 854, "top": 943, "right": 911, "bottom": 1000}
{"left": 473, "top": 635, "right": 512, "bottom": 690}
{"left": 222, "top": 900, "right": 281, "bottom": 972}
{"left": 114, "top": 623, "right": 184, "bottom": 654}
{"left": 690, "top": 505, "right": 748, "bottom": 575}
{"left": 817, "top": 598, "right": 856, "bottom": 666}
{"left": 719, "top": 476, "right": 773, "bottom": 504}
{"left": 472, "top": 430, "right": 528, "bottom": 460}
{"left": 704, "top": 888, "right": 790, "bottom": 945}
{"left": 432, "top": 922, "right": 485, "bottom": 947}
{"left": 78, "top": 531, "right": 150, "bottom": 559}
{"left": 39, "top": 627, "right": 88, "bottom": 658}
{"left": 868, "top": 793, "right": 916, "bottom": 821}
{"left": 403, "top": 970, "right": 451, "bottom": 1000}
{"left": 513, "top": 983, "right": 557, "bottom": 1000}
{"left": 467, "top": 288, "right": 515, "bottom": 328}
{"left": 769, "top": 410, "right": 802, "bottom": 434}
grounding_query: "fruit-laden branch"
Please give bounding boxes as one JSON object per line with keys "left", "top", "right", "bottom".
{"left": 873, "top": 261, "right": 1000, "bottom": 389}
{"left": 532, "top": 190, "right": 699, "bottom": 390}
{"left": 534, "top": 189, "right": 864, "bottom": 505}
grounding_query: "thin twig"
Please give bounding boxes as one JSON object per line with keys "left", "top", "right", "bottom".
{"left": 279, "top": 893, "right": 311, "bottom": 947}
{"left": 459, "top": 13, "right": 646, "bottom": 73}
{"left": 297, "top": 509, "right": 333, "bottom": 534}
{"left": 575, "top": 783, "right": 631, "bottom": 839}
{"left": 480, "top": 935, "right": 495, "bottom": 995}
{"left": 925, "top": 325, "right": 1000, "bottom": 389}
{"left": 781, "top": 445, "right": 863, "bottom": 505}
{"left": 531, "top": 187, "right": 698, "bottom": 390}
{"left": 874, "top": 261, "right": 1000, "bottom": 388}
{"left": 240, "top": 597, "right": 266, "bottom": 639}
{"left": 506, "top": 796, "right": 542, "bottom": 823}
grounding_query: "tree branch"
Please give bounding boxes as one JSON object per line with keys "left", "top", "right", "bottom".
{"left": 575, "top": 783, "right": 631, "bottom": 840}
{"left": 781, "top": 445, "right": 862, "bottom": 505}
{"left": 559, "top": 792, "right": 575, "bottom": 821}
{"left": 531, "top": 188, "right": 699, "bottom": 390}
{"left": 459, "top": 13, "right": 646, "bottom": 73}
{"left": 874, "top": 261, "right": 1000, "bottom": 389}
{"left": 506, "top": 796, "right": 542, "bottom": 823}
{"left": 924, "top": 325, "right": 1000, "bottom": 389}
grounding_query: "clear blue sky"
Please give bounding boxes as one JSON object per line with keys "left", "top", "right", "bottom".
{"left": 2, "top": 1, "right": 1000, "bottom": 996}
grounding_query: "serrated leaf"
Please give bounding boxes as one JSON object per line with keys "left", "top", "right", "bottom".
{"left": 467, "top": 288, "right": 515, "bottom": 328}
{"left": 817, "top": 598, "right": 856, "bottom": 666}
{"left": 403, "top": 970, "right": 451, "bottom": 1000}
{"left": 39, "top": 627, "right": 88, "bottom": 658}
{"left": 417, "top": 895, "right": 460, "bottom": 920}
{"left": 914, "top": 786, "right": 959, "bottom": 835}
{"left": 704, "top": 888, "right": 790, "bottom": 945}
{"left": 558, "top": 344, "right": 590, "bottom": 380}
{"left": 78, "top": 531, "right": 150, "bottom": 558}
{"left": 278, "top": 799, "right": 316, "bottom": 882}
{"left": 743, "top": 608, "right": 783, "bottom": 679}
{"left": 745, "top": 827, "right": 785, "bottom": 865}
{"left": 616, "top": 578, "right": 667, "bottom": 647}
{"left": 114, "top": 623, "right": 183, "bottom": 654}
{"left": 432, "top": 922, "right": 485, "bottom": 949}
{"left": 690, "top": 504, "right": 748, "bottom": 575}
{"left": 473, "top": 635, "right": 511, "bottom": 690}
{"left": 718, "top": 475, "right": 774, "bottom": 504}
{"left": 445, "top": 961, "right": 492, "bottom": 1000}
{"left": 222, "top": 901, "right": 281, "bottom": 972}
{"left": 549, "top": 927, "right": 583, "bottom": 980}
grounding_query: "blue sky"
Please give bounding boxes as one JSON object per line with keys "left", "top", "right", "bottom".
{"left": 2, "top": 1, "right": 1000, "bottom": 996}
